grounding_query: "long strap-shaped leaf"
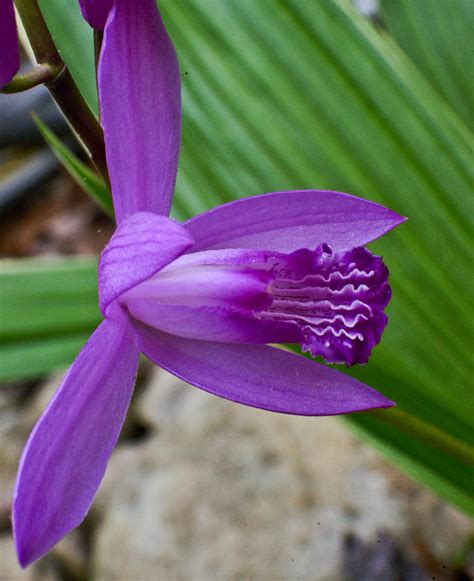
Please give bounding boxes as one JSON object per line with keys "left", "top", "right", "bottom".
{"left": 380, "top": 0, "right": 474, "bottom": 132}
{"left": 0, "top": 259, "right": 100, "bottom": 381}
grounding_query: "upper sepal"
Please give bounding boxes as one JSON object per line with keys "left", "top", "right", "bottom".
{"left": 98, "top": 212, "right": 194, "bottom": 316}
{"left": 99, "top": 0, "right": 181, "bottom": 221}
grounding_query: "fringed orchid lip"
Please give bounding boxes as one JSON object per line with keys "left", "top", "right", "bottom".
{"left": 257, "top": 244, "right": 391, "bottom": 366}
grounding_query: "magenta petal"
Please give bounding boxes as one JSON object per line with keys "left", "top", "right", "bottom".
{"left": 13, "top": 314, "right": 139, "bottom": 567}
{"left": 136, "top": 324, "right": 394, "bottom": 416}
{"left": 0, "top": 0, "right": 20, "bottom": 88}
{"left": 78, "top": 0, "right": 113, "bottom": 29}
{"left": 185, "top": 190, "right": 406, "bottom": 253}
{"left": 99, "top": 0, "right": 181, "bottom": 221}
{"left": 127, "top": 303, "right": 300, "bottom": 344}
{"left": 98, "top": 212, "right": 193, "bottom": 316}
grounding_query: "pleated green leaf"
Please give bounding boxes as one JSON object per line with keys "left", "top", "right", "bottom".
{"left": 1, "top": 333, "right": 91, "bottom": 382}
{"left": 0, "top": 258, "right": 100, "bottom": 381}
{"left": 0, "top": 258, "right": 100, "bottom": 341}
{"left": 9, "top": 0, "right": 474, "bottom": 513}
{"left": 380, "top": 0, "right": 474, "bottom": 131}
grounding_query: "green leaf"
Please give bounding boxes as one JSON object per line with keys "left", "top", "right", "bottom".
{"left": 0, "top": 257, "right": 100, "bottom": 344}
{"left": 0, "top": 258, "right": 100, "bottom": 381}
{"left": 33, "top": 115, "right": 113, "bottom": 216}
{"left": 19, "top": 0, "right": 474, "bottom": 513}
{"left": 348, "top": 410, "right": 474, "bottom": 516}
{"left": 38, "top": 0, "right": 98, "bottom": 115}
{"left": 380, "top": 0, "right": 474, "bottom": 132}
{"left": 1, "top": 334, "right": 90, "bottom": 382}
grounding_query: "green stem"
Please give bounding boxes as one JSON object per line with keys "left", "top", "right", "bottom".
{"left": 367, "top": 408, "right": 474, "bottom": 467}
{"left": 14, "top": 0, "right": 110, "bottom": 190}
{"left": 1, "top": 63, "right": 61, "bottom": 93}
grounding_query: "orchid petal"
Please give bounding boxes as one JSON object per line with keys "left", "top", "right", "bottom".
{"left": 120, "top": 245, "right": 298, "bottom": 343}
{"left": 185, "top": 190, "right": 406, "bottom": 253}
{"left": 13, "top": 314, "right": 139, "bottom": 567}
{"left": 136, "top": 324, "right": 394, "bottom": 416}
{"left": 78, "top": 0, "right": 113, "bottom": 29}
{"left": 128, "top": 303, "right": 300, "bottom": 344}
{"left": 99, "top": 0, "right": 181, "bottom": 222}
{"left": 120, "top": 250, "right": 274, "bottom": 311}
{"left": 0, "top": 0, "right": 20, "bottom": 88}
{"left": 98, "top": 212, "right": 193, "bottom": 316}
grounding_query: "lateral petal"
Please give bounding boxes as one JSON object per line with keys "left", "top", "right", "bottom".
{"left": 13, "top": 314, "right": 140, "bottom": 567}
{"left": 99, "top": 0, "right": 181, "bottom": 221}
{"left": 185, "top": 190, "right": 405, "bottom": 253}
{"left": 0, "top": 0, "right": 20, "bottom": 88}
{"left": 98, "top": 212, "right": 193, "bottom": 316}
{"left": 136, "top": 324, "right": 394, "bottom": 416}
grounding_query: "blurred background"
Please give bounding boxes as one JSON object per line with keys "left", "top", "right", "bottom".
{"left": 0, "top": 0, "right": 472, "bottom": 579}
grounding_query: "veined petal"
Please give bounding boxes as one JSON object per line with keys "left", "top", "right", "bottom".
{"left": 99, "top": 0, "right": 181, "bottom": 221}
{"left": 78, "top": 0, "right": 113, "bottom": 29}
{"left": 98, "top": 212, "right": 193, "bottom": 316}
{"left": 13, "top": 314, "right": 140, "bottom": 567}
{"left": 0, "top": 0, "right": 20, "bottom": 88}
{"left": 136, "top": 323, "right": 394, "bottom": 416}
{"left": 185, "top": 190, "right": 405, "bottom": 253}
{"left": 120, "top": 260, "right": 273, "bottom": 310}
{"left": 127, "top": 303, "right": 300, "bottom": 344}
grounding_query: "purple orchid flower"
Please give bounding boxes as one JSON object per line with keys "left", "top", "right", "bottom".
{"left": 11, "top": 0, "right": 405, "bottom": 568}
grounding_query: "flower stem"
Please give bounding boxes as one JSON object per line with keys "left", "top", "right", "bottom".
{"left": 14, "top": 0, "right": 110, "bottom": 189}
{"left": 1, "top": 63, "right": 61, "bottom": 93}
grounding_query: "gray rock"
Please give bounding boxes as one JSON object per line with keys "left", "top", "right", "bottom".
{"left": 0, "top": 536, "right": 63, "bottom": 581}
{"left": 0, "top": 537, "right": 31, "bottom": 580}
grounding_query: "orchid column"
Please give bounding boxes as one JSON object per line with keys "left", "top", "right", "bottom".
{"left": 9, "top": 0, "right": 404, "bottom": 567}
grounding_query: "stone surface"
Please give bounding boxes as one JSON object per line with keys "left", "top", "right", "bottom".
{"left": 0, "top": 536, "right": 64, "bottom": 581}
{"left": 0, "top": 537, "right": 29, "bottom": 580}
